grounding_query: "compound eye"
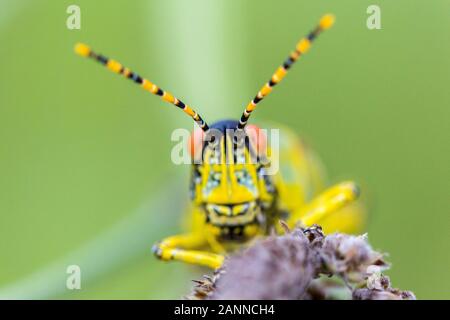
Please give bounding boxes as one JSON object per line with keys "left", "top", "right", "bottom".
{"left": 189, "top": 128, "right": 204, "bottom": 159}
{"left": 245, "top": 124, "right": 267, "bottom": 156}
{"left": 235, "top": 169, "right": 256, "bottom": 193}
{"left": 235, "top": 170, "right": 244, "bottom": 182}
{"left": 212, "top": 172, "right": 222, "bottom": 182}
{"left": 203, "top": 170, "right": 222, "bottom": 196}
{"left": 257, "top": 166, "right": 275, "bottom": 194}
{"left": 235, "top": 169, "right": 249, "bottom": 183}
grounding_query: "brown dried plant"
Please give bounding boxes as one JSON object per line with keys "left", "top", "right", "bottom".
{"left": 187, "top": 224, "right": 415, "bottom": 300}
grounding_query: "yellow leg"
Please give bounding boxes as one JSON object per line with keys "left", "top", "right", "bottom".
{"left": 152, "top": 233, "right": 224, "bottom": 269}
{"left": 289, "top": 181, "right": 361, "bottom": 230}
{"left": 319, "top": 201, "right": 366, "bottom": 234}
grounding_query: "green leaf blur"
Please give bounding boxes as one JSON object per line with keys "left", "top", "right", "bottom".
{"left": 0, "top": 0, "right": 448, "bottom": 299}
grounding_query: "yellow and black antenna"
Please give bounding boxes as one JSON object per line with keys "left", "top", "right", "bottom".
{"left": 74, "top": 43, "right": 210, "bottom": 131}
{"left": 236, "top": 14, "right": 335, "bottom": 130}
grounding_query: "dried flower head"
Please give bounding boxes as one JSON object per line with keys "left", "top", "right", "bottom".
{"left": 187, "top": 225, "right": 415, "bottom": 300}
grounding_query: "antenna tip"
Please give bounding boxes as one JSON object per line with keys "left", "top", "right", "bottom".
{"left": 74, "top": 43, "right": 91, "bottom": 57}
{"left": 319, "top": 14, "right": 335, "bottom": 30}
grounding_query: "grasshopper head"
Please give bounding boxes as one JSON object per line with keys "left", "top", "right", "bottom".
{"left": 189, "top": 120, "right": 276, "bottom": 233}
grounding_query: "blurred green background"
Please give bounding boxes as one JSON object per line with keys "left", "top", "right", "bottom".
{"left": 0, "top": 0, "right": 449, "bottom": 299}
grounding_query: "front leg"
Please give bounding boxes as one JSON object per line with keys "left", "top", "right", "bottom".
{"left": 152, "top": 233, "right": 224, "bottom": 269}
{"left": 288, "top": 181, "right": 361, "bottom": 229}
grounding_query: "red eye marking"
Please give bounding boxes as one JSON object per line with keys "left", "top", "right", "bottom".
{"left": 246, "top": 124, "right": 267, "bottom": 155}
{"left": 189, "top": 128, "right": 205, "bottom": 159}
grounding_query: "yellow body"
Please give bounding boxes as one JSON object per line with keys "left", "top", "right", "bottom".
{"left": 153, "top": 123, "right": 365, "bottom": 269}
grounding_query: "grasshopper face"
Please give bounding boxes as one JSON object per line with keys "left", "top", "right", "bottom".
{"left": 189, "top": 120, "right": 277, "bottom": 239}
